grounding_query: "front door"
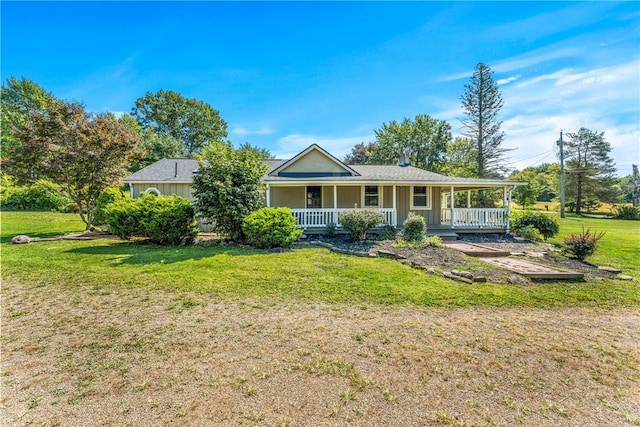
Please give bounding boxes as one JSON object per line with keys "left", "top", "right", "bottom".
{"left": 306, "top": 186, "right": 322, "bottom": 208}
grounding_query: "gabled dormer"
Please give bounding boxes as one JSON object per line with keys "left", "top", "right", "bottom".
{"left": 268, "top": 144, "right": 360, "bottom": 178}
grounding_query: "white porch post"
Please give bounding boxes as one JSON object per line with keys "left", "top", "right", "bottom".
{"left": 503, "top": 186, "right": 507, "bottom": 207}
{"left": 129, "top": 184, "right": 134, "bottom": 199}
{"left": 392, "top": 185, "right": 397, "bottom": 226}
{"left": 266, "top": 184, "right": 271, "bottom": 207}
{"left": 506, "top": 187, "right": 513, "bottom": 234}
{"left": 333, "top": 185, "right": 338, "bottom": 225}
{"left": 467, "top": 190, "right": 471, "bottom": 208}
{"left": 450, "top": 185, "right": 455, "bottom": 228}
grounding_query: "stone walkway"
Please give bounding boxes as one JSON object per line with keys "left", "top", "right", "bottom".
{"left": 443, "top": 242, "right": 585, "bottom": 280}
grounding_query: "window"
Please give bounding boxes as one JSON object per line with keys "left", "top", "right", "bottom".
{"left": 145, "top": 187, "right": 162, "bottom": 196}
{"left": 306, "top": 186, "right": 322, "bottom": 208}
{"left": 410, "top": 186, "right": 431, "bottom": 209}
{"left": 363, "top": 186, "right": 380, "bottom": 207}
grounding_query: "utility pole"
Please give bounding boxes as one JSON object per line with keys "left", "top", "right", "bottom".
{"left": 557, "top": 131, "right": 566, "bottom": 218}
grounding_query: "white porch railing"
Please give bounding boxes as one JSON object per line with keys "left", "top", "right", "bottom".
{"left": 291, "top": 208, "right": 396, "bottom": 228}
{"left": 441, "top": 208, "right": 508, "bottom": 228}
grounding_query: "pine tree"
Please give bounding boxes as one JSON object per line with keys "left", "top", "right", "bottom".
{"left": 460, "top": 63, "right": 511, "bottom": 179}
{"left": 564, "top": 128, "right": 616, "bottom": 215}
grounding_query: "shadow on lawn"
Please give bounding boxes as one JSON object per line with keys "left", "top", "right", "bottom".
{"left": 65, "top": 241, "right": 267, "bottom": 265}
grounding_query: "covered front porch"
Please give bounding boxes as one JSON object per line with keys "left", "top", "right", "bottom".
{"left": 291, "top": 208, "right": 396, "bottom": 229}
{"left": 265, "top": 182, "right": 516, "bottom": 233}
{"left": 439, "top": 185, "right": 515, "bottom": 232}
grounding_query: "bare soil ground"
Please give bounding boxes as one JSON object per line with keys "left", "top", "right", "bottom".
{"left": 2, "top": 278, "right": 639, "bottom": 426}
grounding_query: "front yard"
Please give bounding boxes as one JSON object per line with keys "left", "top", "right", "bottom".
{"left": 1, "top": 212, "right": 639, "bottom": 425}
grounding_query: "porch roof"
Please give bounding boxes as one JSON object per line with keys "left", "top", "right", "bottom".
{"left": 264, "top": 162, "right": 524, "bottom": 188}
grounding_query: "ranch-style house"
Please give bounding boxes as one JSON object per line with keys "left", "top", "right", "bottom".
{"left": 124, "top": 144, "right": 526, "bottom": 236}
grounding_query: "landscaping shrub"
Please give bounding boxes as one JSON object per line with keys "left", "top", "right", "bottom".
{"left": 140, "top": 195, "right": 199, "bottom": 246}
{"left": 0, "top": 179, "right": 71, "bottom": 211}
{"left": 378, "top": 224, "right": 398, "bottom": 241}
{"left": 242, "top": 207, "right": 303, "bottom": 248}
{"left": 562, "top": 226, "right": 606, "bottom": 260}
{"left": 514, "top": 224, "right": 541, "bottom": 242}
{"left": 401, "top": 213, "right": 426, "bottom": 242}
{"left": 103, "top": 197, "right": 143, "bottom": 239}
{"left": 93, "top": 187, "right": 127, "bottom": 226}
{"left": 324, "top": 222, "right": 337, "bottom": 238}
{"left": 104, "top": 193, "right": 198, "bottom": 245}
{"left": 339, "top": 208, "right": 386, "bottom": 243}
{"left": 612, "top": 205, "right": 640, "bottom": 220}
{"left": 425, "top": 235, "right": 443, "bottom": 247}
{"left": 511, "top": 211, "right": 559, "bottom": 240}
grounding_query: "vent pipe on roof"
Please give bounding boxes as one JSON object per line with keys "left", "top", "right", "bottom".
{"left": 174, "top": 161, "right": 178, "bottom": 178}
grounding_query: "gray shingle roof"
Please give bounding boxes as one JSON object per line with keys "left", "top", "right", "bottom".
{"left": 124, "top": 158, "right": 200, "bottom": 183}
{"left": 124, "top": 156, "right": 525, "bottom": 188}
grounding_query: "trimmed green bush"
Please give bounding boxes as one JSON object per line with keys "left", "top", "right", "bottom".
{"left": 612, "top": 205, "right": 639, "bottom": 220}
{"left": 93, "top": 187, "right": 127, "bottom": 225}
{"left": 562, "top": 226, "right": 606, "bottom": 260}
{"left": 0, "top": 179, "right": 71, "bottom": 211}
{"left": 339, "top": 208, "right": 386, "bottom": 243}
{"left": 104, "top": 193, "right": 198, "bottom": 245}
{"left": 511, "top": 211, "right": 559, "bottom": 240}
{"left": 514, "top": 224, "right": 541, "bottom": 242}
{"left": 401, "top": 213, "right": 426, "bottom": 242}
{"left": 242, "top": 207, "right": 303, "bottom": 249}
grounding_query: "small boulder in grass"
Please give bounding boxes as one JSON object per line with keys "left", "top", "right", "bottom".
{"left": 12, "top": 235, "right": 31, "bottom": 244}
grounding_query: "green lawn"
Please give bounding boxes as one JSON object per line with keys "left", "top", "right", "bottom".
{"left": 1, "top": 211, "right": 638, "bottom": 307}
{"left": 548, "top": 214, "right": 640, "bottom": 278}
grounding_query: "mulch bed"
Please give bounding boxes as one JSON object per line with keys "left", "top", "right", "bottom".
{"left": 301, "top": 233, "right": 620, "bottom": 283}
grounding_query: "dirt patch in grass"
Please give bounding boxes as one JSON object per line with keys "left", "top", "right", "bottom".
{"left": 2, "top": 279, "right": 639, "bottom": 426}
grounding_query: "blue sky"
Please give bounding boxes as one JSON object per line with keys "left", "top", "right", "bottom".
{"left": 2, "top": 1, "right": 638, "bottom": 176}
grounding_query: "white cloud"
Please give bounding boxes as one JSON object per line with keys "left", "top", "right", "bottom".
{"left": 274, "top": 133, "right": 373, "bottom": 160}
{"left": 497, "top": 75, "right": 520, "bottom": 86}
{"left": 231, "top": 125, "right": 274, "bottom": 137}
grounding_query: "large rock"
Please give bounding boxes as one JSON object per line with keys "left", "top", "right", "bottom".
{"left": 12, "top": 235, "right": 31, "bottom": 244}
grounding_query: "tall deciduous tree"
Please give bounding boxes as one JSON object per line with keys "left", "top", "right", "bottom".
{"left": 369, "top": 114, "right": 451, "bottom": 173}
{"left": 131, "top": 89, "right": 227, "bottom": 156}
{"left": 443, "top": 137, "right": 478, "bottom": 178}
{"left": 238, "top": 142, "right": 273, "bottom": 159}
{"left": 192, "top": 141, "right": 268, "bottom": 241}
{"left": 1, "top": 77, "right": 57, "bottom": 178}
{"left": 564, "top": 127, "right": 616, "bottom": 215}
{"left": 10, "top": 100, "right": 141, "bottom": 229}
{"left": 343, "top": 142, "right": 378, "bottom": 165}
{"left": 460, "top": 63, "right": 511, "bottom": 178}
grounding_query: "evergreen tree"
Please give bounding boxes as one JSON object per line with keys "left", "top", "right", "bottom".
{"left": 460, "top": 63, "right": 511, "bottom": 178}
{"left": 564, "top": 128, "right": 616, "bottom": 215}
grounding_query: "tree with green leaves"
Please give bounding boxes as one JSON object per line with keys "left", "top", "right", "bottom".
{"left": 460, "top": 63, "right": 511, "bottom": 178}
{"left": 564, "top": 127, "right": 616, "bottom": 215}
{"left": 131, "top": 89, "right": 227, "bottom": 156}
{"left": 369, "top": 114, "right": 451, "bottom": 173}
{"left": 238, "top": 142, "right": 273, "bottom": 159}
{"left": 1, "top": 77, "right": 57, "bottom": 178}
{"left": 343, "top": 142, "right": 377, "bottom": 165}
{"left": 9, "top": 100, "right": 141, "bottom": 229}
{"left": 508, "top": 166, "right": 554, "bottom": 210}
{"left": 192, "top": 141, "right": 268, "bottom": 241}
{"left": 443, "top": 137, "right": 477, "bottom": 178}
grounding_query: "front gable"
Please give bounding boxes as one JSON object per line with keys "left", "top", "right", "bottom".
{"left": 268, "top": 144, "right": 360, "bottom": 178}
